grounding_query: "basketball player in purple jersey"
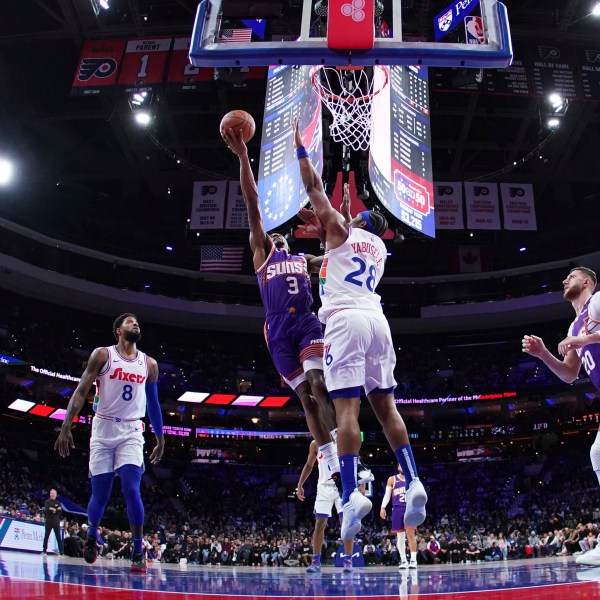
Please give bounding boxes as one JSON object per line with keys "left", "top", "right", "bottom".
{"left": 54, "top": 313, "right": 164, "bottom": 572}
{"left": 523, "top": 266, "right": 600, "bottom": 566}
{"left": 380, "top": 465, "right": 418, "bottom": 569}
{"left": 293, "top": 119, "right": 427, "bottom": 543}
{"left": 221, "top": 127, "right": 339, "bottom": 476}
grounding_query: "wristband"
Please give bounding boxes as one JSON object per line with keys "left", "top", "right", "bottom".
{"left": 296, "top": 146, "right": 308, "bottom": 159}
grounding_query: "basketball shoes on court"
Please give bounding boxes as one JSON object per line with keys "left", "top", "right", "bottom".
{"left": 306, "top": 560, "right": 321, "bottom": 573}
{"left": 576, "top": 544, "right": 600, "bottom": 566}
{"left": 343, "top": 558, "right": 353, "bottom": 572}
{"left": 131, "top": 551, "right": 147, "bottom": 572}
{"left": 408, "top": 558, "right": 418, "bottom": 569}
{"left": 404, "top": 479, "right": 428, "bottom": 527}
{"left": 399, "top": 559, "right": 409, "bottom": 569}
{"left": 83, "top": 537, "right": 98, "bottom": 564}
{"left": 340, "top": 489, "right": 372, "bottom": 541}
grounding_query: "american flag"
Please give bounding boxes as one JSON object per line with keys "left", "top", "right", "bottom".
{"left": 200, "top": 245, "right": 244, "bottom": 273}
{"left": 218, "top": 28, "right": 253, "bottom": 43}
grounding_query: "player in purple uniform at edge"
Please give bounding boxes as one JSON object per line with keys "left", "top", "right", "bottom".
{"left": 522, "top": 266, "right": 600, "bottom": 566}
{"left": 381, "top": 465, "right": 418, "bottom": 569}
{"left": 293, "top": 118, "right": 427, "bottom": 543}
{"left": 221, "top": 126, "right": 340, "bottom": 479}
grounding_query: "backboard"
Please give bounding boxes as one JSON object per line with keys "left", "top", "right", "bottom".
{"left": 189, "top": 0, "right": 512, "bottom": 69}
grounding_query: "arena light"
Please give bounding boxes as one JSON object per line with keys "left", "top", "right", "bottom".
{"left": 0, "top": 158, "right": 14, "bottom": 185}
{"left": 232, "top": 395, "right": 264, "bottom": 407}
{"left": 593, "top": 2, "right": 600, "bottom": 16}
{"left": 7, "top": 399, "right": 35, "bottom": 413}
{"left": 177, "top": 391, "right": 210, "bottom": 403}
{"left": 548, "top": 93, "right": 563, "bottom": 110}
{"left": 49, "top": 408, "right": 67, "bottom": 420}
{"left": 98, "top": 0, "right": 110, "bottom": 9}
{"left": 547, "top": 117, "right": 560, "bottom": 129}
{"left": 258, "top": 396, "right": 291, "bottom": 407}
{"left": 134, "top": 111, "right": 152, "bottom": 126}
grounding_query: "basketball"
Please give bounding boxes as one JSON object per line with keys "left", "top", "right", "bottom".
{"left": 220, "top": 110, "right": 255, "bottom": 143}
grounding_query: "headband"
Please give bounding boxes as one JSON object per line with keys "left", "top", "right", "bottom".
{"left": 360, "top": 210, "right": 378, "bottom": 235}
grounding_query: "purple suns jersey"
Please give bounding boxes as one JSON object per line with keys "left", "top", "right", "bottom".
{"left": 392, "top": 475, "right": 407, "bottom": 509}
{"left": 569, "top": 295, "right": 600, "bottom": 390}
{"left": 256, "top": 246, "right": 313, "bottom": 316}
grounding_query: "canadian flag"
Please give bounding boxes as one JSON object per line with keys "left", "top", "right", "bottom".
{"left": 456, "top": 245, "right": 482, "bottom": 273}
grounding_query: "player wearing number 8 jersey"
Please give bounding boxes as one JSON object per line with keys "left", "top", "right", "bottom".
{"left": 294, "top": 118, "right": 427, "bottom": 544}
{"left": 222, "top": 126, "right": 340, "bottom": 480}
{"left": 54, "top": 313, "right": 164, "bottom": 572}
{"left": 522, "top": 266, "right": 600, "bottom": 567}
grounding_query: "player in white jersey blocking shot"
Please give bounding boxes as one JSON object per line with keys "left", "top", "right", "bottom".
{"left": 297, "top": 438, "right": 373, "bottom": 573}
{"left": 55, "top": 313, "right": 164, "bottom": 573}
{"left": 522, "top": 266, "right": 600, "bottom": 567}
{"left": 294, "top": 119, "right": 427, "bottom": 543}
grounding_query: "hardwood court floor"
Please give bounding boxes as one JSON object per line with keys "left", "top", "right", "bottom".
{"left": 2, "top": 550, "right": 600, "bottom": 599}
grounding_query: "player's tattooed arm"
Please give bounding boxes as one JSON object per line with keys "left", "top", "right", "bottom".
{"left": 55, "top": 347, "right": 108, "bottom": 457}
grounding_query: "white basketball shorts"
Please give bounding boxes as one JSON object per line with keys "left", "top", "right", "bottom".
{"left": 89, "top": 417, "right": 145, "bottom": 476}
{"left": 324, "top": 308, "right": 397, "bottom": 396}
{"left": 314, "top": 483, "right": 343, "bottom": 518}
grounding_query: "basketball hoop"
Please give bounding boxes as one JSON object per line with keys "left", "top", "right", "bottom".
{"left": 311, "top": 65, "right": 389, "bottom": 152}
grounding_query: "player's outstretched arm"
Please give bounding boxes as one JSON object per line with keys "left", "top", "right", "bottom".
{"left": 522, "top": 334, "right": 581, "bottom": 383}
{"left": 54, "top": 347, "right": 108, "bottom": 457}
{"left": 293, "top": 119, "right": 345, "bottom": 246}
{"left": 146, "top": 357, "right": 164, "bottom": 465}
{"left": 296, "top": 441, "right": 318, "bottom": 501}
{"left": 222, "top": 127, "right": 272, "bottom": 268}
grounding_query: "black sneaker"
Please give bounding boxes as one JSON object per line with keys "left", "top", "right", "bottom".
{"left": 83, "top": 537, "right": 98, "bottom": 564}
{"left": 131, "top": 551, "right": 147, "bottom": 572}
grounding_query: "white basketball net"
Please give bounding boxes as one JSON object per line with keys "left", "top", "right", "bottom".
{"left": 311, "top": 66, "right": 389, "bottom": 152}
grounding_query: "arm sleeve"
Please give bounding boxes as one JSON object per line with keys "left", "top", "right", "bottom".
{"left": 145, "top": 381, "right": 163, "bottom": 436}
{"left": 381, "top": 485, "right": 393, "bottom": 509}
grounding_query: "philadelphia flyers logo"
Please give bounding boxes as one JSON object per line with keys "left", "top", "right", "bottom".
{"left": 77, "top": 58, "right": 117, "bottom": 81}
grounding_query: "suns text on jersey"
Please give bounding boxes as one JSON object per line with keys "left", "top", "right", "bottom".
{"left": 351, "top": 241, "right": 383, "bottom": 266}
{"left": 265, "top": 260, "right": 307, "bottom": 280}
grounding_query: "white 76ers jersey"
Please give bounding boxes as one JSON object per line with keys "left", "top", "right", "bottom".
{"left": 318, "top": 227, "right": 386, "bottom": 323}
{"left": 94, "top": 346, "right": 148, "bottom": 420}
{"left": 317, "top": 450, "right": 335, "bottom": 487}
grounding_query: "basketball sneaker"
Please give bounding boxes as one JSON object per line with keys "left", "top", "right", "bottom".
{"left": 343, "top": 559, "right": 353, "bottom": 572}
{"left": 404, "top": 479, "right": 428, "bottom": 527}
{"left": 576, "top": 544, "right": 600, "bottom": 566}
{"left": 340, "top": 489, "right": 372, "bottom": 541}
{"left": 408, "top": 559, "right": 418, "bottom": 569}
{"left": 83, "top": 537, "right": 98, "bottom": 564}
{"left": 399, "top": 560, "right": 409, "bottom": 569}
{"left": 306, "top": 560, "right": 321, "bottom": 573}
{"left": 131, "top": 551, "right": 147, "bottom": 572}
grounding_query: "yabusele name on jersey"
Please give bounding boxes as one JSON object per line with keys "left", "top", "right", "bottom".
{"left": 350, "top": 240, "right": 384, "bottom": 266}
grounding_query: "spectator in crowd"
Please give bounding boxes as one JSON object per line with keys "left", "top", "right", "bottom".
{"left": 485, "top": 541, "right": 503, "bottom": 561}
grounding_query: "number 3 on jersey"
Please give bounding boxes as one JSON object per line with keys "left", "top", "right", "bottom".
{"left": 344, "top": 257, "right": 376, "bottom": 292}
{"left": 286, "top": 276, "right": 299, "bottom": 295}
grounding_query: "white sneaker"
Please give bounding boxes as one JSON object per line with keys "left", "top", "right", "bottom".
{"left": 399, "top": 560, "right": 409, "bottom": 569}
{"left": 576, "top": 545, "right": 600, "bottom": 566}
{"left": 404, "top": 479, "right": 427, "bottom": 527}
{"left": 408, "top": 559, "right": 418, "bottom": 569}
{"left": 340, "top": 489, "right": 372, "bottom": 541}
